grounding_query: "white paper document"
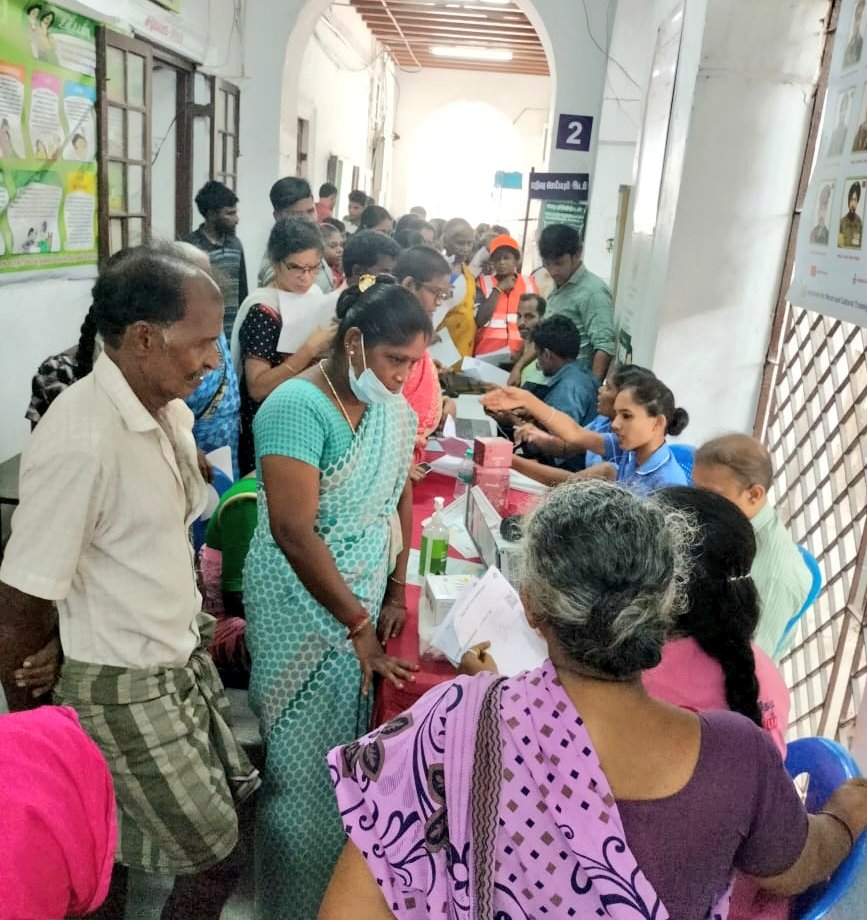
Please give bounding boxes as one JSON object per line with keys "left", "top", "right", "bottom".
{"left": 455, "top": 394, "right": 489, "bottom": 420}
{"left": 205, "top": 445, "right": 233, "bottom": 481}
{"left": 509, "top": 470, "right": 549, "bottom": 495}
{"left": 430, "top": 567, "right": 548, "bottom": 675}
{"left": 439, "top": 494, "right": 480, "bottom": 558}
{"left": 477, "top": 348, "right": 511, "bottom": 366}
{"left": 428, "top": 327, "right": 462, "bottom": 368}
{"left": 276, "top": 289, "right": 339, "bottom": 354}
{"left": 461, "top": 356, "right": 510, "bottom": 387}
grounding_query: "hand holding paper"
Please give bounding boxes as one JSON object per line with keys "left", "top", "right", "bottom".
{"left": 430, "top": 567, "right": 548, "bottom": 675}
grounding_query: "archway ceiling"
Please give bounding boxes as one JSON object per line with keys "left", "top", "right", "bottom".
{"left": 348, "top": 1, "right": 549, "bottom": 75}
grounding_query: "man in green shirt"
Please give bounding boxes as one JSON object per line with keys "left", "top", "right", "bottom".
{"left": 537, "top": 224, "right": 615, "bottom": 382}
{"left": 692, "top": 434, "right": 812, "bottom": 660}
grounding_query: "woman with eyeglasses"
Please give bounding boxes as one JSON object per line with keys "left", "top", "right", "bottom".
{"left": 393, "top": 245, "right": 453, "bottom": 474}
{"left": 231, "top": 217, "right": 336, "bottom": 474}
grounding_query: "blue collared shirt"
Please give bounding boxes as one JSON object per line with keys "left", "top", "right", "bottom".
{"left": 585, "top": 415, "right": 612, "bottom": 467}
{"left": 540, "top": 361, "right": 598, "bottom": 427}
{"left": 602, "top": 435, "right": 687, "bottom": 495}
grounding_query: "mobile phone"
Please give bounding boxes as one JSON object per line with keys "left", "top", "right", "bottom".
{"left": 417, "top": 462, "right": 433, "bottom": 477}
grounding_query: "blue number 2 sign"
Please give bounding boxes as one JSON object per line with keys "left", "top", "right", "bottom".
{"left": 556, "top": 114, "right": 593, "bottom": 152}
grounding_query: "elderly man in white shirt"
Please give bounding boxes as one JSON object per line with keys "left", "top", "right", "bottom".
{"left": 0, "top": 245, "right": 258, "bottom": 920}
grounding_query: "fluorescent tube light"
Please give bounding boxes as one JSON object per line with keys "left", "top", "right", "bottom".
{"left": 430, "top": 45, "right": 514, "bottom": 62}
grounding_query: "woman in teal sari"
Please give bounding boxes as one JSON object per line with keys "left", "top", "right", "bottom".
{"left": 244, "top": 276, "right": 432, "bottom": 918}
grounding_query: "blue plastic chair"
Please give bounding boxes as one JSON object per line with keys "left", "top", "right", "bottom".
{"left": 785, "top": 736, "right": 867, "bottom": 919}
{"left": 192, "top": 468, "right": 234, "bottom": 554}
{"left": 669, "top": 443, "right": 696, "bottom": 483}
{"left": 772, "top": 546, "right": 823, "bottom": 659}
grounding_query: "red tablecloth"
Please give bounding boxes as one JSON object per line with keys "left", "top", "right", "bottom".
{"left": 373, "top": 465, "right": 535, "bottom": 725}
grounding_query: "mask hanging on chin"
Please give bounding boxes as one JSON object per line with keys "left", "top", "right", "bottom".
{"left": 348, "top": 335, "right": 403, "bottom": 405}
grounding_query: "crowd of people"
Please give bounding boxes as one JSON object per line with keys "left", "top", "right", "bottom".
{"left": 0, "top": 175, "right": 864, "bottom": 920}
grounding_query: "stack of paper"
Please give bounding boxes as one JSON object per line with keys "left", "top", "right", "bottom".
{"left": 461, "top": 357, "right": 510, "bottom": 387}
{"left": 428, "top": 328, "right": 462, "bottom": 368}
{"left": 430, "top": 567, "right": 548, "bottom": 675}
{"left": 276, "top": 289, "right": 340, "bottom": 353}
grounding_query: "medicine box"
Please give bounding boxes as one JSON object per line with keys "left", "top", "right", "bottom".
{"left": 473, "top": 436, "right": 513, "bottom": 469}
{"left": 419, "top": 573, "right": 479, "bottom": 658}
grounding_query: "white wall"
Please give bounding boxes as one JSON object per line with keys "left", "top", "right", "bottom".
{"left": 392, "top": 69, "right": 551, "bottom": 232}
{"left": 583, "top": 0, "right": 660, "bottom": 281}
{"left": 615, "top": 0, "right": 826, "bottom": 444}
{"left": 297, "top": 6, "right": 380, "bottom": 213}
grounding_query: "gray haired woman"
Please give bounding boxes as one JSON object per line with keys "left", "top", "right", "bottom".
{"left": 321, "top": 482, "right": 867, "bottom": 920}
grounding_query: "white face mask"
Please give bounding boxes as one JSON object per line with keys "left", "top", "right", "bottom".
{"left": 348, "top": 334, "right": 403, "bottom": 405}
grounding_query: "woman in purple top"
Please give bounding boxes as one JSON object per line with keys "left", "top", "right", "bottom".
{"left": 321, "top": 482, "right": 867, "bottom": 920}
{"left": 646, "top": 487, "right": 793, "bottom": 919}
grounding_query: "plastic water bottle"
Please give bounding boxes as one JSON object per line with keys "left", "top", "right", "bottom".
{"left": 453, "top": 449, "right": 475, "bottom": 499}
{"left": 419, "top": 496, "right": 450, "bottom": 576}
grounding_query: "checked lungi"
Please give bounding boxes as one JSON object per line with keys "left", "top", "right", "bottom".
{"left": 54, "top": 619, "right": 260, "bottom": 876}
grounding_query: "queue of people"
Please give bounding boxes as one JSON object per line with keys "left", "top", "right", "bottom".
{"left": 0, "top": 178, "right": 855, "bottom": 920}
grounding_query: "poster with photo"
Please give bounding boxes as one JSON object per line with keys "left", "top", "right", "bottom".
{"left": 0, "top": 0, "right": 97, "bottom": 280}
{"left": 790, "top": 0, "right": 867, "bottom": 326}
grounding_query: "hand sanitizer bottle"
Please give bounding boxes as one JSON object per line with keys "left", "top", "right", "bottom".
{"left": 419, "top": 496, "right": 449, "bottom": 576}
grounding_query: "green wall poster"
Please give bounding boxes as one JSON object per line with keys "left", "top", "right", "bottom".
{"left": 0, "top": 0, "right": 98, "bottom": 279}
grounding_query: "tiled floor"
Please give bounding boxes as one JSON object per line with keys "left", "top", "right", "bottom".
{"left": 221, "top": 690, "right": 262, "bottom": 920}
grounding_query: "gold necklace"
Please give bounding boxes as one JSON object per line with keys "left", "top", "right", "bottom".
{"left": 319, "top": 360, "right": 357, "bottom": 433}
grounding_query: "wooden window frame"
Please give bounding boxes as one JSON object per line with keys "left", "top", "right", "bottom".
{"left": 153, "top": 47, "right": 196, "bottom": 240}
{"left": 96, "top": 28, "right": 153, "bottom": 260}
{"left": 297, "top": 117, "right": 310, "bottom": 178}
{"left": 209, "top": 78, "right": 241, "bottom": 191}
{"left": 97, "top": 29, "right": 197, "bottom": 259}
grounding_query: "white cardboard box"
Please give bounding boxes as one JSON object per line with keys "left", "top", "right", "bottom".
{"left": 419, "top": 573, "right": 479, "bottom": 658}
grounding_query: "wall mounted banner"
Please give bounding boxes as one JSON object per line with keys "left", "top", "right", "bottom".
{"left": 0, "top": 0, "right": 98, "bottom": 280}
{"left": 528, "top": 172, "right": 589, "bottom": 201}
{"left": 789, "top": 0, "right": 867, "bottom": 327}
{"left": 540, "top": 199, "right": 587, "bottom": 238}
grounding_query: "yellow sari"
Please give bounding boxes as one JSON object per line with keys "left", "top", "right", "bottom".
{"left": 438, "top": 263, "right": 476, "bottom": 360}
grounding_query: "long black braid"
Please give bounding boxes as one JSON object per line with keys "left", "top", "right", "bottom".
{"left": 655, "top": 487, "right": 763, "bottom": 726}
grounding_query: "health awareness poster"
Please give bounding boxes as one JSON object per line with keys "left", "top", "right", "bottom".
{"left": 789, "top": 0, "right": 867, "bottom": 327}
{"left": 0, "top": 0, "right": 97, "bottom": 279}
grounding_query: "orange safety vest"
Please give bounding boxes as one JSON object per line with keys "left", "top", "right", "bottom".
{"left": 474, "top": 274, "right": 538, "bottom": 357}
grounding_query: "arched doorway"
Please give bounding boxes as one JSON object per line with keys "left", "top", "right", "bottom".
{"left": 277, "top": 0, "right": 556, "bottom": 189}
{"left": 400, "top": 99, "right": 534, "bottom": 227}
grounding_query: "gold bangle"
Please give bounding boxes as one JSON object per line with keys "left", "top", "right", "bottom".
{"left": 347, "top": 615, "right": 372, "bottom": 639}
{"left": 388, "top": 574, "right": 407, "bottom": 587}
{"left": 546, "top": 406, "right": 556, "bottom": 425}
{"left": 283, "top": 361, "right": 300, "bottom": 376}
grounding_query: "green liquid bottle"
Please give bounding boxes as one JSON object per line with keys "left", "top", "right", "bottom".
{"left": 419, "top": 496, "right": 449, "bottom": 576}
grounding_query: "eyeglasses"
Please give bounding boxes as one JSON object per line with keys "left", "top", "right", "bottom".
{"left": 283, "top": 260, "right": 321, "bottom": 276}
{"left": 418, "top": 282, "right": 454, "bottom": 305}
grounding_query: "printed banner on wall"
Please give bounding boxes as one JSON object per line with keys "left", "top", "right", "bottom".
{"left": 0, "top": 0, "right": 98, "bottom": 280}
{"left": 789, "top": 0, "right": 867, "bottom": 327}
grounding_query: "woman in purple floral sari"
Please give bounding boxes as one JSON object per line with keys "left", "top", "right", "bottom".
{"left": 322, "top": 482, "right": 867, "bottom": 920}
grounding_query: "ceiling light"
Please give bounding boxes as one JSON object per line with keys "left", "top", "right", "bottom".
{"left": 430, "top": 45, "right": 513, "bottom": 62}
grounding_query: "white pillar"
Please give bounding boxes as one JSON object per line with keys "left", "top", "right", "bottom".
{"left": 617, "top": 0, "right": 827, "bottom": 442}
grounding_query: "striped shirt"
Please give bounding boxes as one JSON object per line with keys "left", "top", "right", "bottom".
{"left": 750, "top": 502, "right": 812, "bottom": 660}
{"left": 186, "top": 225, "right": 249, "bottom": 340}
